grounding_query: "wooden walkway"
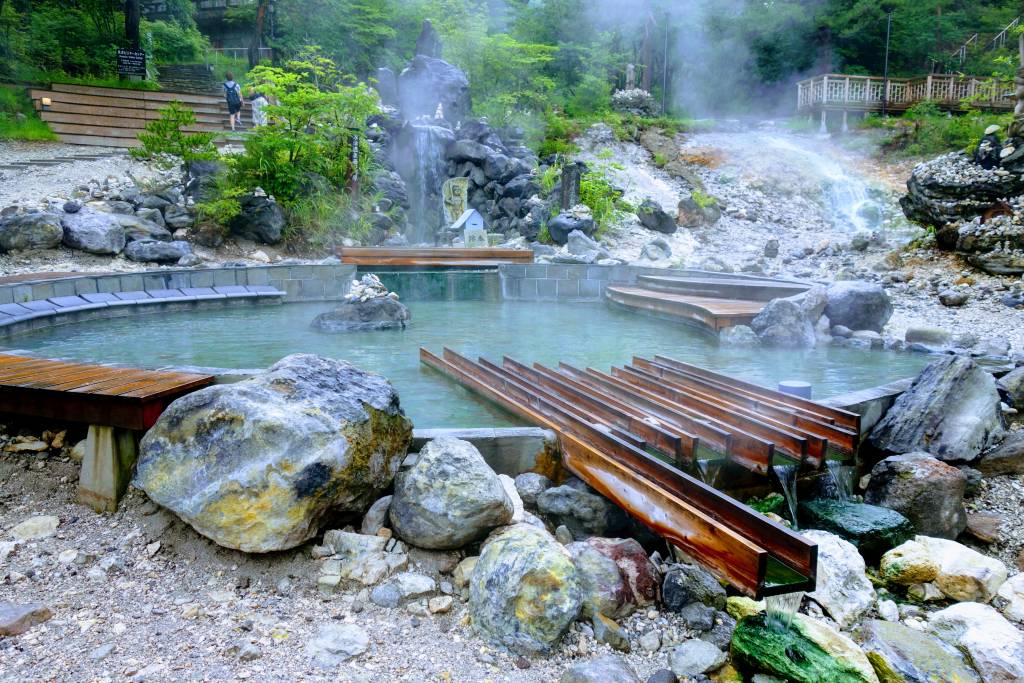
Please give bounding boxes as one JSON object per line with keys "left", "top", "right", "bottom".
{"left": 796, "top": 72, "right": 1014, "bottom": 114}
{"left": 605, "top": 274, "right": 808, "bottom": 333}
{"left": 30, "top": 83, "right": 246, "bottom": 148}
{"left": 421, "top": 348, "right": 858, "bottom": 598}
{"left": 337, "top": 247, "right": 534, "bottom": 267}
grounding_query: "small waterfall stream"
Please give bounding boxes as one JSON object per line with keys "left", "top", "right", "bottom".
{"left": 772, "top": 463, "right": 800, "bottom": 529}
{"left": 765, "top": 591, "right": 804, "bottom": 633}
{"left": 821, "top": 460, "right": 856, "bottom": 501}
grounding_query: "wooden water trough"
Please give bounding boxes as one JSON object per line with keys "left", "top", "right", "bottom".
{"left": 337, "top": 247, "right": 534, "bottom": 267}
{"left": 420, "top": 349, "right": 861, "bottom": 598}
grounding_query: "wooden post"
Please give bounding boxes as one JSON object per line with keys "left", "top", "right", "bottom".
{"left": 843, "top": 77, "right": 850, "bottom": 104}
{"left": 78, "top": 425, "right": 138, "bottom": 513}
{"left": 842, "top": 110, "right": 849, "bottom": 133}
{"left": 926, "top": 74, "right": 933, "bottom": 101}
{"left": 822, "top": 76, "right": 829, "bottom": 103}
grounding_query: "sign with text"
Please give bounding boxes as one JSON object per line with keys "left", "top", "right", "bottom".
{"left": 116, "top": 48, "right": 147, "bottom": 79}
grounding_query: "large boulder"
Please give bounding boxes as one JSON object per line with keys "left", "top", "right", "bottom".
{"left": 799, "top": 500, "right": 914, "bottom": 561}
{"left": 124, "top": 239, "right": 192, "bottom": 264}
{"left": 997, "top": 366, "right": 1024, "bottom": 410}
{"left": 929, "top": 602, "right": 1024, "bottom": 683}
{"left": 802, "top": 530, "right": 875, "bottom": 629}
{"left": 536, "top": 480, "right": 628, "bottom": 539}
{"left": 229, "top": 193, "right": 285, "bottom": 244}
{"left": 119, "top": 214, "right": 171, "bottom": 242}
{"left": 134, "top": 355, "right": 413, "bottom": 552}
{"left": 446, "top": 139, "right": 492, "bottom": 164}
{"left": 977, "top": 431, "right": 1024, "bottom": 476}
{"left": 824, "top": 281, "right": 893, "bottom": 332}
{"left": 370, "top": 169, "right": 410, "bottom": 210}
{"left": 547, "top": 208, "right": 597, "bottom": 245}
{"left": 311, "top": 298, "right": 411, "bottom": 332}
{"left": 469, "top": 523, "right": 581, "bottom": 654}
{"left": 863, "top": 453, "right": 967, "bottom": 539}
{"left": 567, "top": 537, "right": 657, "bottom": 620}
{"left": 900, "top": 152, "right": 1024, "bottom": 239}
{"left": 750, "top": 297, "right": 816, "bottom": 348}
{"left": 915, "top": 535, "right": 1008, "bottom": 603}
{"left": 636, "top": 199, "right": 677, "bottom": 234}
{"left": 857, "top": 619, "right": 980, "bottom": 683}
{"left": 60, "top": 209, "right": 126, "bottom": 254}
{"left": 868, "top": 356, "right": 1004, "bottom": 462}
{"left": 390, "top": 437, "right": 513, "bottom": 550}
{"left": 397, "top": 55, "right": 471, "bottom": 124}
{"left": 731, "top": 613, "right": 879, "bottom": 683}
{"left": 879, "top": 539, "right": 941, "bottom": 586}
{"left": 0, "top": 212, "right": 63, "bottom": 251}
{"left": 560, "top": 655, "right": 641, "bottom": 683}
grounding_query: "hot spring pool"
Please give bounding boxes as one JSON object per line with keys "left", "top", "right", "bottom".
{"left": 5, "top": 300, "right": 928, "bottom": 427}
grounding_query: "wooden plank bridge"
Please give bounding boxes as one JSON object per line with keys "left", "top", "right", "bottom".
{"left": 422, "top": 348, "right": 862, "bottom": 597}
{"left": 797, "top": 72, "right": 1014, "bottom": 116}
{"left": 0, "top": 353, "right": 214, "bottom": 511}
{"left": 337, "top": 247, "right": 534, "bottom": 267}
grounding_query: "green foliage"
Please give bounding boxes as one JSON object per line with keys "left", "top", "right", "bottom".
{"left": 195, "top": 187, "right": 244, "bottom": 228}
{"left": 143, "top": 19, "right": 209, "bottom": 64}
{"left": 747, "top": 493, "right": 786, "bottom": 516}
{"left": 865, "top": 104, "right": 1013, "bottom": 158}
{"left": 652, "top": 152, "right": 668, "bottom": 168}
{"left": 0, "top": 88, "right": 57, "bottom": 141}
{"left": 691, "top": 189, "right": 718, "bottom": 210}
{"left": 132, "top": 102, "right": 217, "bottom": 163}
{"left": 284, "top": 191, "right": 385, "bottom": 252}
{"left": 538, "top": 164, "right": 561, "bottom": 196}
{"left": 579, "top": 166, "right": 628, "bottom": 238}
{"left": 229, "top": 53, "right": 380, "bottom": 204}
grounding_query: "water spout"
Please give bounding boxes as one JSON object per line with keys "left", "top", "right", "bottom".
{"left": 772, "top": 463, "right": 799, "bottom": 529}
{"left": 821, "top": 460, "right": 856, "bottom": 501}
{"left": 765, "top": 591, "right": 804, "bottom": 633}
{"left": 696, "top": 458, "right": 722, "bottom": 487}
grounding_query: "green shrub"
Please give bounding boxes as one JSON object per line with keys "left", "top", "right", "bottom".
{"left": 864, "top": 103, "right": 1012, "bottom": 157}
{"left": 132, "top": 101, "right": 217, "bottom": 163}
{"left": 284, "top": 191, "right": 382, "bottom": 253}
{"left": 0, "top": 88, "right": 57, "bottom": 141}
{"left": 580, "top": 167, "right": 629, "bottom": 238}
{"left": 652, "top": 152, "right": 668, "bottom": 168}
{"left": 538, "top": 164, "right": 561, "bottom": 195}
{"left": 691, "top": 189, "right": 718, "bottom": 209}
{"left": 144, "top": 19, "right": 209, "bottom": 64}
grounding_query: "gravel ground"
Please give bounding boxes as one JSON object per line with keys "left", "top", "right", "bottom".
{"left": 0, "top": 435, "right": 698, "bottom": 683}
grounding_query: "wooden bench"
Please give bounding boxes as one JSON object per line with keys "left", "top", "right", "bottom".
{"left": 0, "top": 353, "right": 214, "bottom": 511}
{"left": 337, "top": 247, "right": 534, "bottom": 267}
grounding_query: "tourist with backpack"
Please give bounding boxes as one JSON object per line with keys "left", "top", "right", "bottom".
{"left": 223, "top": 72, "right": 243, "bottom": 131}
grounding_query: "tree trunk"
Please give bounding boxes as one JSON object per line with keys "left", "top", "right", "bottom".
{"left": 125, "top": 0, "right": 141, "bottom": 50}
{"left": 249, "top": 0, "right": 272, "bottom": 69}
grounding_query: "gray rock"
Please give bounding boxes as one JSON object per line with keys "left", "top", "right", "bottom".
{"left": 560, "top": 655, "right": 642, "bottom": 683}
{"left": 677, "top": 602, "right": 716, "bottom": 631}
{"left": 537, "top": 481, "right": 628, "bottom": 539}
{"left": 719, "top": 325, "right": 760, "bottom": 348}
{"left": 397, "top": 55, "right": 472, "bottom": 124}
{"left": 592, "top": 613, "right": 630, "bottom": 652}
{"left": 369, "top": 572, "right": 435, "bottom": 607}
{"left": 699, "top": 612, "right": 736, "bottom": 651}
{"left": 132, "top": 208, "right": 166, "bottom": 229}
{"left": 447, "top": 139, "right": 492, "bottom": 164}
{"left": 139, "top": 194, "right": 171, "bottom": 210}
{"left": 669, "top": 639, "right": 727, "bottom": 676}
{"left": 997, "top": 366, "right": 1024, "bottom": 410}
{"left": 548, "top": 212, "right": 596, "bottom": 244}
{"left": 177, "top": 253, "right": 202, "bottom": 267}
{"left": 134, "top": 355, "right": 412, "bottom": 552}
{"left": 306, "top": 623, "right": 369, "bottom": 667}
{"left": 0, "top": 212, "right": 63, "bottom": 251}
{"left": 859, "top": 619, "right": 979, "bottom": 683}
{"left": 470, "top": 524, "right": 581, "bottom": 654}
{"left": 95, "top": 200, "right": 134, "bottom": 214}
{"left": 0, "top": 602, "right": 53, "bottom": 636}
{"left": 976, "top": 431, "right": 1024, "bottom": 476}
{"left": 89, "top": 643, "right": 115, "bottom": 661}
{"left": 801, "top": 529, "right": 874, "bottom": 628}
{"left": 390, "top": 437, "right": 512, "bottom": 550}
{"left": 645, "top": 670, "right": 677, "bottom": 683}
{"left": 864, "top": 452, "right": 967, "bottom": 538}
{"left": 640, "top": 237, "right": 672, "bottom": 261}
{"left": 905, "top": 326, "right": 952, "bottom": 348}
{"left": 361, "top": 495, "right": 392, "bottom": 535}
{"left": 750, "top": 297, "right": 816, "bottom": 348}
{"left": 311, "top": 298, "right": 411, "bottom": 332}
{"left": 637, "top": 199, "right": 677, "bottom": 234}
{"left": 824, "top": 280, "right": 893, "bottom": 332}
{"left": 63, "top": 200, "right": 81, "bottom": 213}
{"left": 61, "top": 209, "right": 126, "bottom": 254}
{"left": 567, "top": 229, "right": 610, "bottom": 262}
{"left": 514, "top": 472, "right": 553, "bottom": 510}
{"left": 939, "top": 289, "right": 969, "bottom": 307}
{"left": 763, "top": 238, "right": 779, "bottom": 258}
{"left": 124, "top": 239, "right": 191, "bottom": 263}
{"left": 869, "top": 356, "right": 1004, "bottom": 462}
{"left": 163, "top": 204, "right": 194, "bottom": 230}
{"left": 662, "top": 563, "right": 726, "bottom": 611}
{"left": 229, "top": 193, "right": 285, "bottom": 244}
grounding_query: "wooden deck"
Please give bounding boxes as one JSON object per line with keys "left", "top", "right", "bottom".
{"left": 421, "top": 348, "right": 851, "bottom": 598}
{"left": 337, "top": 247, "right": 534, "bottom": 267}
{"left": 605, "top": 286, "right": 767, "bottom": 332}
{"left": 0, "top": 353, "right": 213, "bottom": 431}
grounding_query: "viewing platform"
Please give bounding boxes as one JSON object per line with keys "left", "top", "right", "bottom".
{"left": 796, "top": 72, "right": 1013, "bottom": 117}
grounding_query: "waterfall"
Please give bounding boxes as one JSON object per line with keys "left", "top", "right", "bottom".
{"left": 765, "top": 591, "right": 804, "bottom": 633}
{"left": 391, "top": 122, "right": 455, "bottom": 244}
{"left": 772, "top": 463, "right": 799, "bottom": 529}
{"left": 697, "top": 459, "right": 722, "bottom": 488}
{"left": 821, "top": 460, "right": 856, "bottom": 501}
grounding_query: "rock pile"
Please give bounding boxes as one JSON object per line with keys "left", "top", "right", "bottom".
{"left": 311, "top": 274, "right": 411, "bottom": 332}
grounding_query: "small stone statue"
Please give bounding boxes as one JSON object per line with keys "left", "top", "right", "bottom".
{"left": 975, "top": 125, "right": 1002, "bottom": 170}
{"left": 626, "top": 63, "right": 636, "bottom": 90}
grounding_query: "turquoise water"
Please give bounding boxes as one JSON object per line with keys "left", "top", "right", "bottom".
{"left": 4, "top": 301, "right": 928, "bottom": 428}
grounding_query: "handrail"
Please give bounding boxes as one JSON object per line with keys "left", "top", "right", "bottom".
{"left": 990, "top": 17, "right": 1021, "bottom": 51}
{"left": 796, "top": 72, "right": 1013, "bottom": 111}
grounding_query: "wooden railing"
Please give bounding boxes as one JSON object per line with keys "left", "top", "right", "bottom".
{"left": 797, "top": 73, "right": 1014, "bottom": 113}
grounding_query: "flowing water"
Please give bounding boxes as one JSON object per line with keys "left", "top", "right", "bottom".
{"left": 391, "top": 123, "right": 453, "bottom": 244}
{"left": 821, "top": 460, "right": 857, "bottom": 501}
{"left": 3, "top": 300, "right": 929, "bottom": 429}
{"left": 765, "top": 590, "right": 804, "bottom": 633}
{"left": 772, "top": 463, "right": 800, "bottom": 529}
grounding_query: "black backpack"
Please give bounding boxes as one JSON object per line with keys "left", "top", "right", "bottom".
{"left": 224, "top": 83, "right": 241, "bottom": 107}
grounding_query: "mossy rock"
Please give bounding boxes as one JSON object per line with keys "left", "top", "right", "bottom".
{"left": 799, "top": 500, "right": 914, "bottom": 561}
{"left": 731, "top": 614, "right": 877, "bottom": 683}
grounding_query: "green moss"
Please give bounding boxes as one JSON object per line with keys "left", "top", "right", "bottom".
{"left": 747, "top": 492, "right": 785, "bottom": 515}
{"left": 0, "top": 87, "right": 57, "bottom": 141}
{"left": 691, "top": 189, "right": 718, "bottom": 210}
{"left": 731, "top": 614, "right": 873, "bottom": 683}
